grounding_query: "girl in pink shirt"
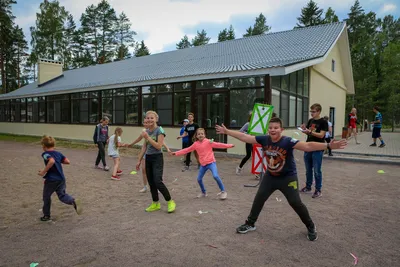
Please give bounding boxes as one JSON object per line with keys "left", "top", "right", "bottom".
{"left": 171, "top": 128, "right": 234, "bottom": 200}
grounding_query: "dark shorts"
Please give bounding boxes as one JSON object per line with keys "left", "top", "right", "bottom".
{"left": 372, "top": 127, "right": 381, "bottom": 138}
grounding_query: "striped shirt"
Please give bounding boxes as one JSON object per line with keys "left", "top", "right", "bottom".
{"left": 374, "top": 112, "right": 382, "bottom": 129}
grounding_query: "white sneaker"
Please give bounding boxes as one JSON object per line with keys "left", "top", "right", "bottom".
{"left": 104, "top": 166, "right": 110, "bottom": 171}
{"left": 139, "top": 187, "right": 147, "bottom": 193}
{"left": 197, "top": 193, "right": 208, "bottom": 198}
{"left": 236, "top": 166, "right": 242, "bottom": 175}
{"left": 217, "top": 191, "right": 227, "bottom": 200}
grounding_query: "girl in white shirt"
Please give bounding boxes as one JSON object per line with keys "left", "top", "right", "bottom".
{"left": 108, "top": 127, "right": 128, "bottom": 180}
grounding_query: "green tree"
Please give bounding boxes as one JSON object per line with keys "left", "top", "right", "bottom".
{"left": 62, "top": 14, "right": 76, "bottom": 69}
{"left": 30, "top": 0, "right": 69, "bottom": 61}
{"left": 96, "top": 0, "right": 117, "bottom": 63}
{"left": 243, "top": 13, "right": 270, "bottom": 37}
{"left": 176, "top": 35, "right": 191, "bottom": 49}
{"left": 296, "top": 0, "right": 324, "bottom": 28}
{"left": 134, "top": 40, "right": 150, "bottom": 57}
{"left": 324, "top": 7, "right": 339, "bottom": 23}
{"left": 12, "top": 26, "right": 28, "bottom": 88}
{"left": 115, "top": 12, "right": 136, "bottom": 60}
{"left": 191, "top": 29, "right": 210, "bottom": 46}
{"left": 218, "top": 25, "right": 235, "bottom": 42}
{"left": 80, "top": 4, "right": 99, "bottom": 62}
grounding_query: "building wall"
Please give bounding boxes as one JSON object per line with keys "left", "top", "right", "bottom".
{"left": 309, "top": 42, "right": 347, "bottom": 137}
{"left": 0, "top": 123, "right": 306, "bottom": 156}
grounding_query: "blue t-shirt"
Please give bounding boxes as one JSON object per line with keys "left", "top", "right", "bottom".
{"left": 41, "top": 150, "right": 66, "bottom": 181}
{"left": 180, "top": 127, "right": 189, "bottom": 143}
{"left": 374, "top": 112, "right": 382, "bottom": 129}
{"left": 255, "top": 135, "right": 299, "bottom": 177}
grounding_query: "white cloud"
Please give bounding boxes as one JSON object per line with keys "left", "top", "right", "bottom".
{"left": 380, "top": 3, "right": 397, "bottom": 13}
{"left": 15, "top": 0, "right": 356, "bottom": 54}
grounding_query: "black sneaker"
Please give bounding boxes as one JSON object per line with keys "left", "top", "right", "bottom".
{"left": 300, "top": 187, "right": 312, "bottom": 193}
{"left": 312, "top": 190, "right": 322, "bottom": 198}
{"left": 236, "top": 222, "right": 256, "bottom": 234}
{"left": 328, "top": 153, "right": 333, "bottom": 156}
{"left": 379, "top": 143, "right": 386, "bottom": 148}
{"left": 73, "top": 199, "right": 83, "bottom": 215}
{"left": 40, "top": 216, "right": 51, "bottom": 222}
{"left": 370, "top": 143, "right": 377, "bottom": 147}
{"left": 307, "top": 225, "right": 318, "bottom": 241}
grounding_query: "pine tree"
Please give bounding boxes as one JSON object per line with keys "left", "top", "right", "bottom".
{"left": 134, "top": 40, "right": 150, "bottom": 57}
{"left": 30, "top": 0, "right": 69, "bottom": 61}
{"left": 191, "top": 29, "right": 210, "bottom": 46}
{"left": 96, "top": 0, "right": 117, "bottom": 63}
{"left": 62, "top": 14, "right": 76, "bottom": 69}
{"left": 176, "top": 35, "right": 191, "bottom": 49}
{"left": 12, "top": 26, "right": 28, "bottom": 88}
{"left": 243, "top": 13, "right": 270, "bottom": 37}
{"left": 324, "top": 7, "right": 339, "bottom": 23}
{"left": 115, "top": 12, "right": 136, "bottom": 60}
{"left": 218, "top": 25, "right": 235, "bottom": 42}
{"left": 80, "top": 4, "right": 99, "bottom": 63}
{"left": 296, "top": 0, "right": 324, "bottom": 28}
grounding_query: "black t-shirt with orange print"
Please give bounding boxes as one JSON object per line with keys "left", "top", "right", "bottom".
{"left": 306, "top": 118, "right": 328, "bottom": 143}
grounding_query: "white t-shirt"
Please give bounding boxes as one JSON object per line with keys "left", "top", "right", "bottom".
{"left": 325, "top": 121, "right": 332, "bottom": 138}
{"left": 108, "top": 135, "right": 122, "bottom": 156}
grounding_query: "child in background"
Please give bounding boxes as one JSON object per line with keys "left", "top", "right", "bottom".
{"left": 108, "top": 127, "right": 128, "bottom": 181}
{"left": 180, "top": 119, "right": 189, "bottom": 162}
{"left": 38, "top": 135, "right": 82, "bottom": 221}
{"left": 171, "top": 128, "right": 234, "bottom": 200}
{"left": 93, "top": 116, "right": 110, "bottom": 171}
{"left": 136, "top": 111, "right": 176, "bottom": 213}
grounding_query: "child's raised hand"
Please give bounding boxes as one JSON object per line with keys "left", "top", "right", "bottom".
{"left": 215, "top": 124, "right": 228, "bottom": 134}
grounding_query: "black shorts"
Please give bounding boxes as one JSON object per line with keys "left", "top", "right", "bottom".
{"left": 372, "top": 127, "right": 381, "bottom": 138}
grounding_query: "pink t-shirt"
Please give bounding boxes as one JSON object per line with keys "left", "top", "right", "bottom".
{"left": 174, "top": 138, "right": 233, "bottom": 166}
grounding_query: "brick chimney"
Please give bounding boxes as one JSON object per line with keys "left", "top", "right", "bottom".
{"left": 37, "top": 58, "right": 63, "bottom": 86}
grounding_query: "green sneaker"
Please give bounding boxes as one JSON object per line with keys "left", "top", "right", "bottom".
{"left": 145, "top": 202, "right": 161, "bottom": 212}
{"left": 167, "top": 200, "right": 176, "bottom": 213}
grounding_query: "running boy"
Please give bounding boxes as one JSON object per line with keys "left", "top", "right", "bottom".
{"left": 171, "top": 128, "right": 234, "bottom": 199}
{"left": 136, "top": 110, "right": 176, "bottom": 213}
{"left": 177, "top": 113, "right": 200, "bottom": 171}
{"left": 215, "top": 118, "right": 347, "bottom": 241}
{"left": 38, "top": 135, "right": 82, "bottom": 221}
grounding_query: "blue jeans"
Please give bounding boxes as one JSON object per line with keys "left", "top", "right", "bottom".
{"left": 303, "top": 151, "right": 324, "bottom": 191}
{"left": 43, "top": 180, "right": 74, "bottom": 217}
{"left": 197, "top": 162, "right": 225, "bottom": 193}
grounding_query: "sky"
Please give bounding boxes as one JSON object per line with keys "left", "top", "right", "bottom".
{"left": 13, "top": 0, "right": 400, "bottom": 54}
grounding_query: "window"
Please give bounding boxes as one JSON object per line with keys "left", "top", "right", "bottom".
{"left": 47, "top": 95, "right": 69, "bottom": 123}
{"left": 71, "top": 93, "right": 89, "bottom": 123}
{"left": 303, "top": 97, "right": 309, "bottom": 124}
{"left": 230, "top": 76, "right": 264, "bottom": 88}
{"left": 289, "top": 95, "right": 296, "bottom": 127}
{"left": 331, "top": 59, "right": 335, "bottom": 72}
{"left": 271, "top": 76, "right": 280, "bottom": 89}
{"left": 10, "top": 99, "right": 21, "bottom": 122}
{"left": 157, "top": 94, "right": 172, "bottom": 125}
{"left": 272, "top": 89, "right": 280, "bottom": 117}
{"left": 304, "top": 68, "right": 309, "bottom": 97}
{"left": 27, "top": 98, "right": 33, "bottom": 122}
{"left": 297, "top": 97, "right": 303, "bottom": 125}
{"left": 142, "top": 94, "right": 156, "bottom": 118}
{"left": 142, "top": 84, "right": 174, "bottom": 125}
{"left": 280, "top": 93, "right": 289, "bottom": 127}
{"left": 0, "top": 100, "right": 8, "bottom": 122}
{"left": 289, "top": 72, "right": 296, "bottom": 93}
{"left": 230, "top": 88, "right": 264, "bottom": 127}
{"left": 281, "top": 75, "right": 289, "bottom": 91}
{"left": 20, "top": 98, "right": 26, "bottom": 122}
{"left": 174, "top": 92, "right": 190, "bottom": 125}
{"left": 196, "top": 79, "right": 228, "bottom": 89}
{"left": 297, "top": 69, "right": 304, "bottom": 96}
{"left": 101, "top": 89, "right": 125, "bottom": 124}
{"left": 89, "top": 92, "right": 100, "bottom": 123}
{"left": 126, "top": 88, "right": 139, "bottom": 125}
{"left": 38, "top": 97, "right": 46, "bottom": 122}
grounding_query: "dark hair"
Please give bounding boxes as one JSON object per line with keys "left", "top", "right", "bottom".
{"left": 272, "top": 112, "right": 277, "bottom": 118}
{"left": 247, "top": 113, "right": 252, "bottom": 122}
{"left": 310, "top": 103, "right": 322, "bottom": 112}
{"left": 269, "top": 117, "right": 283, "bottom": 127}
{"left": 323, "top": 116, "right": 329, "bottom": 120}
{"left": 373, "top": 106, "right": 380, "bottom": 111}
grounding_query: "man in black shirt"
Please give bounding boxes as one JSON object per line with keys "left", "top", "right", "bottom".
{"left": 177, "top": 112, "right": 200, "bottom": 171}
{"left": 299, "top": 103, "right": 328, "bottom": 198}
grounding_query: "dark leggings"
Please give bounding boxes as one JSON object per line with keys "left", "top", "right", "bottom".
{"left": 185, "top": 141, "right": 199, "bottom": 167}
{"left": 95, "top": 141, "right": 107, "bottom": 166}
{"left": 145, "top": 153, "right": 171, "bottom": 202}
{"left": 247, "top": 175, "right": 314, "bottom": 229}
{"left": 239, "top": 143, "right": 252, "bottom": 168}
{"left": 325, "top": 137, "right": 332, "bottom": 154}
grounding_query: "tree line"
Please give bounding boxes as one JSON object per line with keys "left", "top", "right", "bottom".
{"left": 0, "top": 0, "right": 399, "bottom": 128}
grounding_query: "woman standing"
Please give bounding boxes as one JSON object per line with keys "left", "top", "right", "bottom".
{"left": 347, "top": 108, "right": 360, "bottom": 144}
{"left": 93, "top": 116, "right": 110, "bottom": 170}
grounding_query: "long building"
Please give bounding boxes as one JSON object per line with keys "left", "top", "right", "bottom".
{"left": 0, "top": 22, "right": 354, "bottom": 154}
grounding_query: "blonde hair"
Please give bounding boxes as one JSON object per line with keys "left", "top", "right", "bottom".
{"left": 41, "top": 135, "right": 55, "bottom": 148}
{"left": 114, "top": 127, "right": 123, "bottom": 147}
{"left": 193, "top": 128, "right": 206, "bottom": 142}
{"left": 145, "top": 110, "right": 159, "bottom": 120}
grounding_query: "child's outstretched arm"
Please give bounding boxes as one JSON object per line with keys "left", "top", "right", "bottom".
{"left": 163, "top": 142, "right": 171, "bottom": 153}
{"left": 129, "top": 135, "right": 143, "bottom": 147}
{"left": 215, "top": 124, "right": 257, "bottom": 144}
{"left": 172, "top": 143, "right": 197, "bottom": 156}
{"left": 38, "top": 157, "right": 55, "bottom": 176}
{"left": 62, "top": 157, "right": 70, "bottom": 164}
{"left": 136, "top": 141, "right": 147, "bottom": 170}
{"left": 211, "top": 142, "right": 235, "bottom": 149}
{"left": 294, "top": 139, "right": 347, "bottom": 152}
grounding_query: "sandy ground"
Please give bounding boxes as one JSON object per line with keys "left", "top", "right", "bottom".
{"left": 0, "top": 140, "right": 399, "bottom": 267}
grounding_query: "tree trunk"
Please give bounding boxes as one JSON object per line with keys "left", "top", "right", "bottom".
{"left": 0, "top": 53, "right": 5, "bottom": 94}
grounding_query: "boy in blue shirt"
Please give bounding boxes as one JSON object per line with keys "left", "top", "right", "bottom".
{"left": 38, "top": 135, "right": 82, "bottom": 221}
{"left": 370, "top": 106, "right": 386, "bottom": 148}
{"left": 216, "top": 117, "right": 347, "bottom": 241}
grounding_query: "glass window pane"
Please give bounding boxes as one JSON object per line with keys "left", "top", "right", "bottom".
{"left": 157, "top": 94, "right": 172, "bottom": 125}
{"left": 20, "top": 99, "right": 26, "bottom": 122}
{"left": 281, "top": 75, "right": 289, "bottom": 91}
{"left": 72, "top": 100, "right": 80, "bottom": 123}
{"left": 47, "top": 102, "right": 54, "bottom": 122}
{"left": 230, "top": 88, "right": 264, "bottom": 127}
{"left": 230, "top": 76, "right": 264, "bottom": 88}
{"left": 196, "top": 79, "right": 228, "bottom": 89}
{"left": 174, "top": 83, "right": 191, "bottom": 91}
{"left": 303, "top": 98, "right": 309, "bottom": 124}
{"left": 304, "top": 68, "right": 309, "bottom": 97}
{"left": 61, "top": 101, "right": 69, "bottom": 123}
{"left": 142, "top": 86, "right": 156, "bottom": 94}
{"left": 126, "top": 87, "right": 139, "bottom": 95}
{"left": 27, "top": 102, "right": 33, "bottom": 122}
{"left": 114, "top": 89, "right": 125, "bottom": 96}
{"left": 142, "top": 94, "right": 156, "bottom": 118}
{"left": 281, "top": 92, "right": 289, "bottom": 127}
{"left": 157, "top": 84, "right": 173, "bottom": 93}
{"left": 126, "top": 95, "right": 138, "bottom": 125}
{"left": 39, "top": 102, "right": 46, "bottom": 122}
{"left": 102, "top": 98, "right": 113, "bottom": 123}
{"left": 90, "top": 98, "right": 99, "bottom": 123}
{"left": 90, "top": 91, "right": 99, "bottom": 98}
{"left": 272, "top": 89, "right": 280, "bottom": 117}
{"left": 80, "top": 99, "right": 89, "bottom": 123}
{"left": 102, "top": 90, "right": 113, "bottom": 97}
{"left": 174, "top": 92, "right": 190, "bottom": 125}
{"left": 114, "top": 96, "right": 125, "bottom": 124}
{"left": 289, "top": 72, "right": 296, "bottom": 93}
{"left": 297, "top": 69, "right": 304, "bottom": 95}
{"left": 289, "top": 95, "right": 296, "bottom": 127}
{"left": 272, "top": 76, "right": 280, "bottom": 89}
{"left": 297, "top": 97, "right": 303, "bottom": 126}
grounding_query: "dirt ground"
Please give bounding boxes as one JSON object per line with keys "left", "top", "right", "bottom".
{"left": 0, "top": 140, "right": 399, "bottom": 267}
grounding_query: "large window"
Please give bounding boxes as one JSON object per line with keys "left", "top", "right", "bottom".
{"left": 47, "top": 94, "right": 69, "bottom": 123}
{"left": 27, "top": 98, "right": 33, "bottom": 122}
{"left": 0, "top": 100, "right": 9, "bottom": 122}
{"left": 230, "top": 88, "right": 264, "bottom": 127}
{"left": 71, "top": 93, "right": 89, "bottom": 123}
{"left": 10, "top": 99, "right": 21, "bottom": 122}
{"left": 20, "top": 98, "right": 26, "bottom": 122}
{"left": 126, "top": 88, "right": 139, "bottom": 125}
{"left": 89, "top": 92, "right": 100, "bottom": 123}
{"left": 173, "top": 83, "right": 191, "bottom": 125}
{"left": 37, "top": 97, "right": 46, "bottom": 122}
